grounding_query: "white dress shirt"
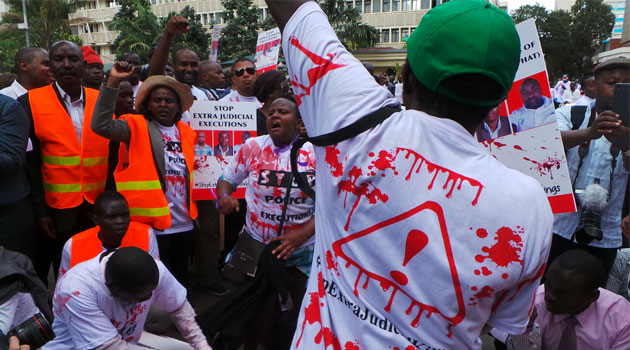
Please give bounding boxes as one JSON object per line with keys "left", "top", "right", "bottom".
{"left": 0, "top": 80, "right": 27, "bottom": 99}
{"left": 55, "top": 82, "right": 84, "bottom": 143}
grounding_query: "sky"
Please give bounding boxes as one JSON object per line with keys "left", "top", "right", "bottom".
{"left": 507, "top": 0, "right": 556, "bottom": 13}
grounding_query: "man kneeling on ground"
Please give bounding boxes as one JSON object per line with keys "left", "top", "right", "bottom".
{"left": 58, "top": 191, "right": 159, "bottom": 277}
{"left": 43, "top": 247, "right": 211, "bottom": 350}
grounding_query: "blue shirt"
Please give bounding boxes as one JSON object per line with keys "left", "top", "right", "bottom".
{"left": 553, "top": 103, "right": 629, "bottom": 248}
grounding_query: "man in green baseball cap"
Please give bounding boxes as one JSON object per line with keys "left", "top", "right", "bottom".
{"left": 260, "top": 1, "right": 553, "bottom": 349}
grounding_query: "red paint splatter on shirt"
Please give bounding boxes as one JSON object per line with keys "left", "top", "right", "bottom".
{"left": 476, "top": 228, "right": 488, "bottom": 238}
{"left": 367, "top": 150, "right": 398, "bottom": 176}
{"left": 326, "top": 250, "right": 340, "bottom": 276}
{"left": 272, "top": 187, "right": 284, "bottom": 198}
{"left": 338, "top": 166, "right": 389, "bottom": 231}
{"left": 397, "top": 148, "right": 483, "bottom": 206}
{"left": 288, "top": 36, "right": 348, "bottom": 106}
{"left": 513, "top": 145, "right": 524, "bottom": 151}
{"left": 468, "top": 286, "right": 495, "bottom": 306}
{"left": 344, "top": 341, "right": 360, "bottom": 350}
{"left": 166, "top": 175, "right": 187, "bottom": 197}
{"left": 325, "top": 145, "right": 344, "bottom": 178}
{"left": 52, "top": 293, "right": 73, "bottom": 316}
{"left": 475, "top": 226, "right": 523, "bottom": 268}
{"left": 296, "top": 272, "right": 343, "bottom": 349}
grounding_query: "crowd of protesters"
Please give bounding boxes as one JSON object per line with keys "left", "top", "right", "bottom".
{"left": 0, "top": 0, "right": 628, "bottom": 349}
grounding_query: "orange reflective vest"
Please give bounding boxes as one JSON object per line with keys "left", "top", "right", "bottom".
{"left": 114, "top": 115, "right": 197, "bottom": 230}
{"left": 30, "top": 85, "right": 108, "bottom": 209}
{"left": 69, "top": 221, "right": 151, "bottom": 268}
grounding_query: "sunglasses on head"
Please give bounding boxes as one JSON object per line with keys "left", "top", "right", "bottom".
{"left": 280, "top": 81, "right": 291, "bottom": 92}
{"left": 234, "top": 67, "right": 256, "bottom": 77}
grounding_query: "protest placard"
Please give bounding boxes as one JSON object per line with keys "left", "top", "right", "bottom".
{"left": 210, "top": 26, "right": 221, "bottom": 62}
{"left": 475, "top": 18, "right": 576, "bottom": 214}
{"left": 254, "top": 27, "right": 281, "bottom": 74}
{"left": 190, "top": 100, "right": 257, "bottom": 200}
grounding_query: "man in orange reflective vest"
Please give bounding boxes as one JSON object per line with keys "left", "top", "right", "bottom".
{"left": 58, "top": 191, "right": 159, "bottom": 277}
{"left": 18, "top": 41, "right": 109, "bottom": 285}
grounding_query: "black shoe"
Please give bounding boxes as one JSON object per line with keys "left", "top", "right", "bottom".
{"left": 197, "top": 281, "right": 228, "bottom": 296}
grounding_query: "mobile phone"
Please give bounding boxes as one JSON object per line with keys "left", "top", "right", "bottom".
{"left": 612, "top": 83, "right": 629, "bottom": 127}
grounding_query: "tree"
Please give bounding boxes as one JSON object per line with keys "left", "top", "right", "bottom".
{"left": 569, "top": 0, "right": 615, "bottom": 75}
{"left": 511, "top": 4, "right": 549, "bottom": 28}
{"left": 217, "top": 0, "right": 261, "bottom": 62}
{"left": 511, "top": 0, "right": 614, "bottom": 80}
{"left": 159, "top": 6, "right": 211, "bottom": 61}
{"left": 318, "top": 0, "right": 379, "bottom": 50}
{"left": 543, "top": 10, "right": 572, "bottom": 79}
{"left": 0, "top": 0, "right": 83, "bottom": 72}
{"left": 110, "top": 0, "right": 160, "bottom": 63}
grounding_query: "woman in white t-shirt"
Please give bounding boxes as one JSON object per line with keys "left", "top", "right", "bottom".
{"left": 216, "top": 94, "right": 316, "bottom": 348}
{"left": 91, "top": 62, "right": 197, "bottom": 287}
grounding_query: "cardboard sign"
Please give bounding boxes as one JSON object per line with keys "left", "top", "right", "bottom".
{"left": 190, "top": 100, "right": 257, "bottom": 200}
{"left": 254, "top": 27, "right": 281, "bottom": 74}
{"left": 475, "top": 18, "right": 576, "bottom": 214}
{"left": 210, "top": 26, "right": 221, "bottom": 62}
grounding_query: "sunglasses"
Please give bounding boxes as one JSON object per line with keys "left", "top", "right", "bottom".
{"left": 234, "top": 67, "right": 256, "bottom": 77}
{"left": 280, "top": 81, "right": 292, "bottom": 92}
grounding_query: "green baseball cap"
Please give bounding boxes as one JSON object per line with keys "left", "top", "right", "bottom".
{"left": 406, "top": 0, "right": 521, "bottom": 107}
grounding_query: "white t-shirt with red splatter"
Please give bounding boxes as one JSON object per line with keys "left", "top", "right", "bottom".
{"left": 43, "top": 255, "right": 187, "bottom": 350}
{"left": 157, "top": 123, "right": 194, "bottom": 234}
{"left": 220, "top": 89, "right": 263, "bottom": 109}
{"left": 222, "top": 135, "right": 316, "bottom": 245}
{"left": 283, "top": 3, "right": 553, "bottom": 350}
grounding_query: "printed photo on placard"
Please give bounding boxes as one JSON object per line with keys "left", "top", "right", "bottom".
{"left": 474, "top": 101, "right": 517, "bottom": 142}
{"left": 234, "top": 130, "right": 256, "bottom": 154}
{"left": 213, "top": 130, "right": 234, "bottom": 157}
{"left": 506, "top": 71, "right": 556, "bottom": 133}
{"left": 194, "top": 131, "right": 213, "bottom": 156}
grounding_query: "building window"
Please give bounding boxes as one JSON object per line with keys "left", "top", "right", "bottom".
{"left": 401, "top": 28, "right": 409, "bottom": 40}
{"left": 365, "top": 0, "right": 372, "bottom": 13}
{"left": 391, "top": 28, "right": 399, "bottom": 42}
{"left": 421, "top": 0, "right": 430, "bottom": 8}
{"left": 383, "top": 0, "right": 390, "bottom": 11}
{"left": 373, "top": 0, "right": 381, "bottom": 12}
{"left": 393, "top": 0, "right": 400, "bottom": 11}
{"left": 380, "top": 29, "right": 390, "bottom": 43}
{"left": 402, "top": 0, "right": 409, "bottom": 10}
{"left": 356, "top": 0, "right": 363, "bottom": 12}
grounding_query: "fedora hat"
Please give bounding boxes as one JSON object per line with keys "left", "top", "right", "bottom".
{"left": 135, "top": 75, "right": 194, "bottom": 113}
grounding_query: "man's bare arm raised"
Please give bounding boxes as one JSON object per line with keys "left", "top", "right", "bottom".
{"left": 265, "top": 0, "right": 310, "bottom": 32}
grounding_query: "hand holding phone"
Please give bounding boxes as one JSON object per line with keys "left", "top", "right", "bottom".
{"left": 612, "top": 83, "right": 629, "bottom": 127}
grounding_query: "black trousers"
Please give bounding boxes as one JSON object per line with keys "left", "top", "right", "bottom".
{"left": 194, "top": 200, "right": 222, "bottom": 287}
{"left": 0, "top": 197, "right": 36, "bottom": 258}
{"left": 546, "top": 233, "right": 618, "bottom": 285}
{"left": 156, "top": 229, "right": 194, "bottom": 287}
{"left": 32, "top": 201, "right": 94, "bottom": 286}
